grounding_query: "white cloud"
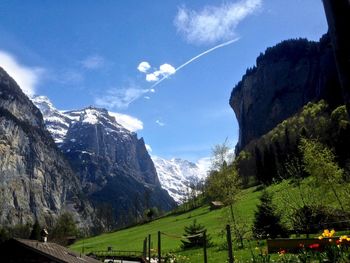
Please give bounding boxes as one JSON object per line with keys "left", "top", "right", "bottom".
{"left": 137, "top": 61, "right": 151, "bottom": 73}
{"left": 108, "top": 111, "right": 143, "bottom": 132}
{"left": 145, "top": 144, "right": 152, "bottom": 153}
{"left": 146, "top": 72, "right": 160, "bottom": 82}
{"left": 81, "top": 55, "right": 105, "bottom": 69}
{"left": 144, "top": 63, "right": 176, "bottom": 82}
{"left": 95, "top": 86, "right": 153, "bottom": 109}
{"left": 159, "top": 63, "right": 176, "bottom": 75}
{"left": 155, "top": 120, "right": 165, "bottom": 127}
{"left": 0, "top": 50, "right": 43, "bottom": 97}
{"left": 196, "top": 156, "right": 212, "bottom": 178}
{"left": 174, "top": 0, "right": 262, "bottom": 45}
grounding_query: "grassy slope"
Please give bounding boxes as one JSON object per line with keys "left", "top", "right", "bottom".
{"left": 70, "top": 180, "right": 348, "bottom": 262}
{"left": 70, "top": 187, "right": 261, "bottom": 262}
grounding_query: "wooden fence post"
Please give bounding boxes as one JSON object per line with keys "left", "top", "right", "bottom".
{"left": 203, "top": 230, "right": 208, "bottom": 263}
{"left": 158, "top": 231, "right": 161, "bottom": 263}
{"left": 226, "top": 224, "right": 234, "bottom": 263}
{"left": 148, "top": 234, "right": 151, "bottom": 263}
{"left": 143, "top": 237, "right": 147, "bottom": 259}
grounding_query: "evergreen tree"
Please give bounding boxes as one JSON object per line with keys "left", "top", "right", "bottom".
{"left": 29, "top": 220, "right": 41, "bottom": 240}
{"left": 252, "top": 190, "right": 287, "bottom": 239}
{"left": 181, "top": 219, "right": 211, "bottom": 249}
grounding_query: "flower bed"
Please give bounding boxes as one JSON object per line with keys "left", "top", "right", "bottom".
{"left": 267, "top": 230, "right": 350, "bottom": 253}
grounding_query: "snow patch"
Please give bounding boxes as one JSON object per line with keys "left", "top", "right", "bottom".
{"left": 152, "top": 156, "right": 209, "bottom": 203}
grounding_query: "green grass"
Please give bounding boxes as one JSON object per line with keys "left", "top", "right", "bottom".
{"left": 70, "top": 180, "right": 349, "bottom": 262}
{"left": 70, "top": 187, "right": 262, "bottom": 262}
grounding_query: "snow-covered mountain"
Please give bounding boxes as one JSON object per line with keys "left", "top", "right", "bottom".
{"left": 32, "top": 95, "right": 175, "bottom": 226}
{"left": 32, "top": 95, "right": 209, "bottom": 205}
{"left": 152, "top": 156, "right": 210, "bottom": 203}
{"left": 32, "top": 96, "right": 134, "bottom": 146}
{"left": 32, "top": 95, "right": 71, "bottom": 144}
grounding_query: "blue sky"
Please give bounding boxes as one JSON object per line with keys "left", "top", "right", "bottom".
{"left": 0, "top": 0, "right": 327, "bottom": 162}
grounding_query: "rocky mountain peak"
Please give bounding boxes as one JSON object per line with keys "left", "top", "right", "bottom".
{"left": 33, "top": 97, "right": 175, "bottom": 226}
{"left": 0, "top": 68, "right": 44, "bottom": 128}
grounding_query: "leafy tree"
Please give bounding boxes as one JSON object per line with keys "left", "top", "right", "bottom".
{"left": 205, "top": 140, "right": 244, "bottom": 246}
{"left": 29, "top": 220, "right": 41, "bottom": 240}
{"left": 205, "top": 140, "right": 240, "bottom": 206}
{"left": 181, "top": 219, "right": 211, "bottom": 249}
{"left": 0, "top": 227, "right": 10, "bottom": 244}
{"left": 51, "top": 212, "right": 78, "bottom": 245}
{"left": 0, "top": 224, "right": 31, "bottom": 244}
{"left": 144, "top": 207, "right": 159, "bottom": 221}
{"left": 222, "top": 209, "right": 251, "bottom": 249}
{"left": 252, "top": 190, "right": 287, "bottom": 239}
{"left": 210, "top": 138, "right": 234, "bottom": 172}
{"left": 96, "top": 203, "right": 115, "bottom": 231}
{"left": 300, "top": 138, "right": 345, "bottom": 211}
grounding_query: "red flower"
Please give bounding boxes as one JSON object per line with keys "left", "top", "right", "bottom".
{"left": 309, "top": 243, "right": 320, "bottom": 249}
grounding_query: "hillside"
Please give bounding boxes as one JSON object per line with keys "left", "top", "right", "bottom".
{"left": 70, "top": 177, "right": 349, "bottom": 262}
{"left": 70, "top": 187, "right": 261, "bottom": 262}
{"left": 235, "top": 101, "right": 350, "bottom": 184}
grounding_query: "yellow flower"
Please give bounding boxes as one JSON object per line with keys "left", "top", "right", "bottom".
{"left": 321, "top": 229, "right": 335, "bottom": 238}
{"left": 339, "top": 235, "right": 350, "bottom": 242}
{"left": 322, "top": 229, "right": 330, "bottom": 237}
{"left": 330, "top": 229, "right": 335, "bottom": 236}
{"left": 318, "top": 236, "right": 323, "bottom": 240}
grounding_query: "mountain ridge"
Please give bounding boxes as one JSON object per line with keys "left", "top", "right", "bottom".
{"left": 32, "top": 96, "right": 175, "bottom": 227}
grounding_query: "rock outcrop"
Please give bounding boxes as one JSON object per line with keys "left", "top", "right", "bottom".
{"left": 0, "top": 67, "right": 93, "bottom": 227}
{"left": 230, "top": 34, "right": 343, "bottom": 152}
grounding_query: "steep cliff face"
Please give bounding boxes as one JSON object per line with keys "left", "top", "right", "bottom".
{"left": 0, "top": 67, "right": 93, "bottom": 227}
{"left": 230, "top": 34, "right": 343, "bottom": 152}
{"left": 32, "top": 97, "right": 175, "bottom": 226}
{"left": 61, "top": 108, "right": 175, "bottom": 225}
{"left": 61, "top": 108, "right": 161, "bottom": 188}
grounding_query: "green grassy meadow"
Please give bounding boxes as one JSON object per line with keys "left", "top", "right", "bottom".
{"left": 70, "top": 180, "right": 349, "bottom": 262}
{"left": 70, "top": 187, "right": 262, "bottom": 262}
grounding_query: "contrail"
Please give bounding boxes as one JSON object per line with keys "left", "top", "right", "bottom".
{"left": 151, "top": 37, "right": 240, "bottom": 88}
